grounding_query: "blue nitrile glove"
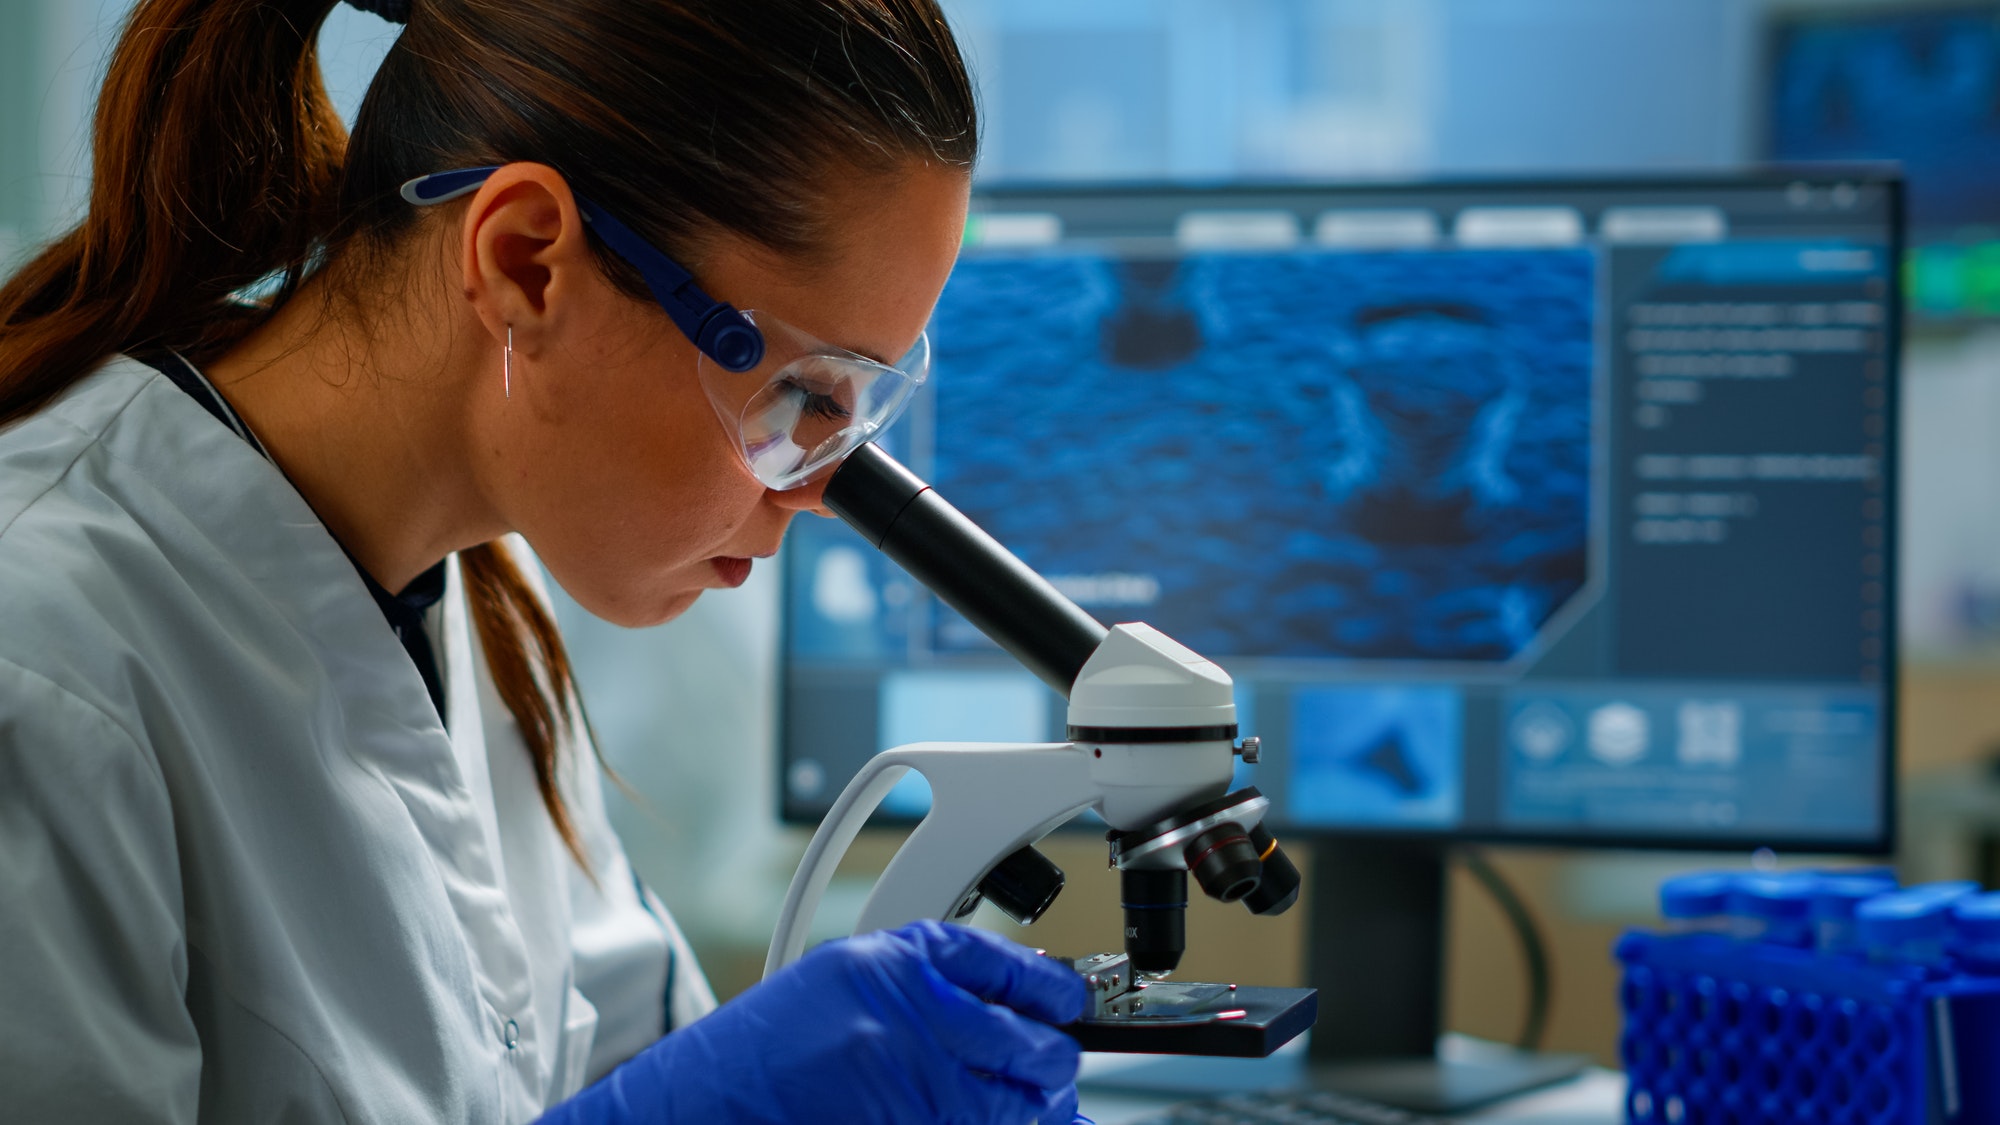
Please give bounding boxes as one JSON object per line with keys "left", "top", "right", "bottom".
{"left": 538, "top": 919, "right": 1090, "bottom": 1125}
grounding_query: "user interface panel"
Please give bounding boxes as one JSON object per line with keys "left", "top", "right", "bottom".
{"left": 779, "top": 176, "right": 1899, "bottom": 850}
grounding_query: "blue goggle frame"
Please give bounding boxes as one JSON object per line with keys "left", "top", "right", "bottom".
{"left": 400, "top": 167, "right": 767, "bottom": 373}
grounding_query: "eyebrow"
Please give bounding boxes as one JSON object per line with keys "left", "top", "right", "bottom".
{"left": 840, "top": 341, "right": 893, "bottom": 366}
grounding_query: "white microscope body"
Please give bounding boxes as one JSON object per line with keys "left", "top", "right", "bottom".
{"left": 766, "top": 622, "right": 1258, "bottom": 974}
{"left": 763, "top": 444, "right": 1312, "bottom": 1054}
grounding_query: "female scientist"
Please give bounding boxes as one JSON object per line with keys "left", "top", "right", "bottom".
{"left": 0, "top": 0, "right": 1087, "bottom": 1121}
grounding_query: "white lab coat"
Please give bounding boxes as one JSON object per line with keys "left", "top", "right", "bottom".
{"left": 0, "top": 356, "right": 716, "bottom": 1122}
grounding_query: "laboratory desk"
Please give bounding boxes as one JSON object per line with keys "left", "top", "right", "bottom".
{"left": 1077, "top": 1044, "right": 1626, "bottom": 1124}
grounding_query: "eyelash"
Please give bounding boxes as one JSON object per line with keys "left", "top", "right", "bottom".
{"left": 785, "top": 380, "right": 852, "bottom": 422}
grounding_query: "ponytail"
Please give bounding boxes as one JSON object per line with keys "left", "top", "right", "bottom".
{"left": 0, "top": 0, "right": 597, "bottom": 869}
{"left": 461, "top": 543, "right": 589, "bottom": 869}
{"left": 0, "top": 0, "right": 343, "bottom": 425}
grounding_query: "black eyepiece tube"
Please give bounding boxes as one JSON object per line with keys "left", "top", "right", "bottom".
{"left": 824, "top": 443, "right": 1110, "bottom": 698}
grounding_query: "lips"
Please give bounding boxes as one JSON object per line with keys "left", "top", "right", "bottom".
{"left": 711, "top": 556, "right": 753, "bottom": 588}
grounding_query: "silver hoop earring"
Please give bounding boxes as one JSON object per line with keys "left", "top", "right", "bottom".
{"left": 503, "top": 325, "right": 514, "bottom": 400}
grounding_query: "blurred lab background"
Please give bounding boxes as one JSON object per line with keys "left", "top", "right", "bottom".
{"left": 8, "top": 0, "right": 2000, "bottom": 1067}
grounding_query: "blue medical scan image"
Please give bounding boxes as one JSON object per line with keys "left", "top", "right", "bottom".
{"left": 1287, "top": 685, "right": 1465, "bottom": 827}
{"left": 927, "top": 248, "right": 1595, "bottom": 663}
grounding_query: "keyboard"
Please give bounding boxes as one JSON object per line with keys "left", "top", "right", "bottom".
{"left": 1129, "top": 1088, "right": 1453, "bottom": 1125}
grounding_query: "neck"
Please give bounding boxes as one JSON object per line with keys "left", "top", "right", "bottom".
{"left": 204, "top": 268, "right": 506, "bottom": 593}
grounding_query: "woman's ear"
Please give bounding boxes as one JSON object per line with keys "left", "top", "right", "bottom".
{"left": 457, "top": 162, "right": 595, "bottom": 357}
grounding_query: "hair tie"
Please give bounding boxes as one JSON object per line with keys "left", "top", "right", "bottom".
{"left": 345, "top": 0, "right": 411, "bottom": 23}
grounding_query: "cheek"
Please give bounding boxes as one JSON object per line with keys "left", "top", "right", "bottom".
{"left": 533, "top": 495, "right": 746, "bottom": 628}
{"left": 508, "top": 355, "right": 767, "bottom": 621}
{"left": 548, "top": 347, "right": 740, "bottom": 533}
{"left": 543, "top": 455, "right": 760, "bottom": 583}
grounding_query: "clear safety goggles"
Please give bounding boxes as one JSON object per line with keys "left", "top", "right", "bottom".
{"left": 401, "top": 166, "right": 928, "bottom": 490}
{"left": 702, "top": 311, "right": 929, "bottom": 490}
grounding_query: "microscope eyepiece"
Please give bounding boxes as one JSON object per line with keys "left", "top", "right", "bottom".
{"left": 1120, "top": 867, "right": 1188, "bottom": 976}
{"left": 1183, "top": 823, "right": 1264, "bottom": 904}
{"left": 823, "top": 444, "right": 1107, "bottom": 696}
{"left": 1241, "top": 824, "right": 1302, "bottom": 916}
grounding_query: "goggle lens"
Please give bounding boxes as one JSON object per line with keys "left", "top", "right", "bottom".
{"left": 704, "top": 316, "right": 929, "bottom": 490}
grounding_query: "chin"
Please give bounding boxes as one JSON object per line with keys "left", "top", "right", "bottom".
{"left": 618, "top": 588, "right": 704, "bottom": 629}
{"left": 644, "top": 590, "right": 705, "bottom": 627}
{"left": 568, "top": 581, "right": 704, "bottom": 630}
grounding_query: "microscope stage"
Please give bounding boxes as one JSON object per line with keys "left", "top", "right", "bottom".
{"left": 1065, "top": 985, "right": 1318, "bottom": 1058}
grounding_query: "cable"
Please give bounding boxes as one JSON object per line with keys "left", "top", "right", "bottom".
{"left": 1461, "top": 847, "right": 1552, "bottom": 1052}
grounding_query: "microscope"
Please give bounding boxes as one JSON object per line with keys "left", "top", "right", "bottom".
{"left": 766, "top": 444, "right": 1317, "bottom": 1057}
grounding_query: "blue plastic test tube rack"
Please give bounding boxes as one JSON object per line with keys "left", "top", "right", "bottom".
{"left": 1617, "top": 875, "right": 2000, "bottom": 1125}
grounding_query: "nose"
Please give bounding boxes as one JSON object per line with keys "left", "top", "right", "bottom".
{"left": 767, "top": 471, "right": 834, "bottom": 518}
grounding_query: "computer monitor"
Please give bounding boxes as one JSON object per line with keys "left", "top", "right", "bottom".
{"left": 777, "top": 173, "right": 1900, "bottom": 1105}
{"left": 1766, "top": 4, "right": 2000, "bottom": 317}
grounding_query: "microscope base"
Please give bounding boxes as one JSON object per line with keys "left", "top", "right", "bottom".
{"left": 1309, "top": 1041, "right": 1590, "bottom": 1114}
{"left": 1065, "top": 985, "right": 1317, "bottom": 1057}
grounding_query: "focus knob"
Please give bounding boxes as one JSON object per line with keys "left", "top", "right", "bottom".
{"left": 978, "top": 845, "right": 1066, "bottom": 926}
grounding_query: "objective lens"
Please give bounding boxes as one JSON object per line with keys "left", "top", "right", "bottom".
{"left": 1242, "top": 824, "right": 1302, "bottom": 916}
{"left": 1183, "top": 822, "right": 1263, "bottom": 904}
{"left": 1121, "top": 868, "right": 1188, "bottom": 976}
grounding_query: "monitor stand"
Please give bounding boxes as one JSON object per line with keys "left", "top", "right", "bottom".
{"left": 1304, "top": 838, "right": 1589, "bottom": 1115}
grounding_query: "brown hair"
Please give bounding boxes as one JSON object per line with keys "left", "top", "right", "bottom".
{"left": 0, "top": 0, "right": 976, "bottom": 863}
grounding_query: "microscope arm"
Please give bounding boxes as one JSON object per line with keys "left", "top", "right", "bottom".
{"left": 765, "top": 753, "right": 914, "bottom": 978}
{"left": 766, "top": 741, "right": 1096, "bottom": 976}
{"left": 858, "top": 743, "right": 1097, "bottom": 936}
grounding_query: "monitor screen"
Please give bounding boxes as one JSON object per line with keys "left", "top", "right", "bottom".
{"left": 779, "top": 174, "right": 1899, "bottom": 853}
{"left": 1769, "top": 5, "right": 1997, "bottom": 232}
{"left": 1766, "top": 5, "right": 2000, "bottom": 317}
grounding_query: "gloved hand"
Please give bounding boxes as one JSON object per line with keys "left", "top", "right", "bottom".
{"left": 538, "top": 920, "right": 1090, "bottom": 1125}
